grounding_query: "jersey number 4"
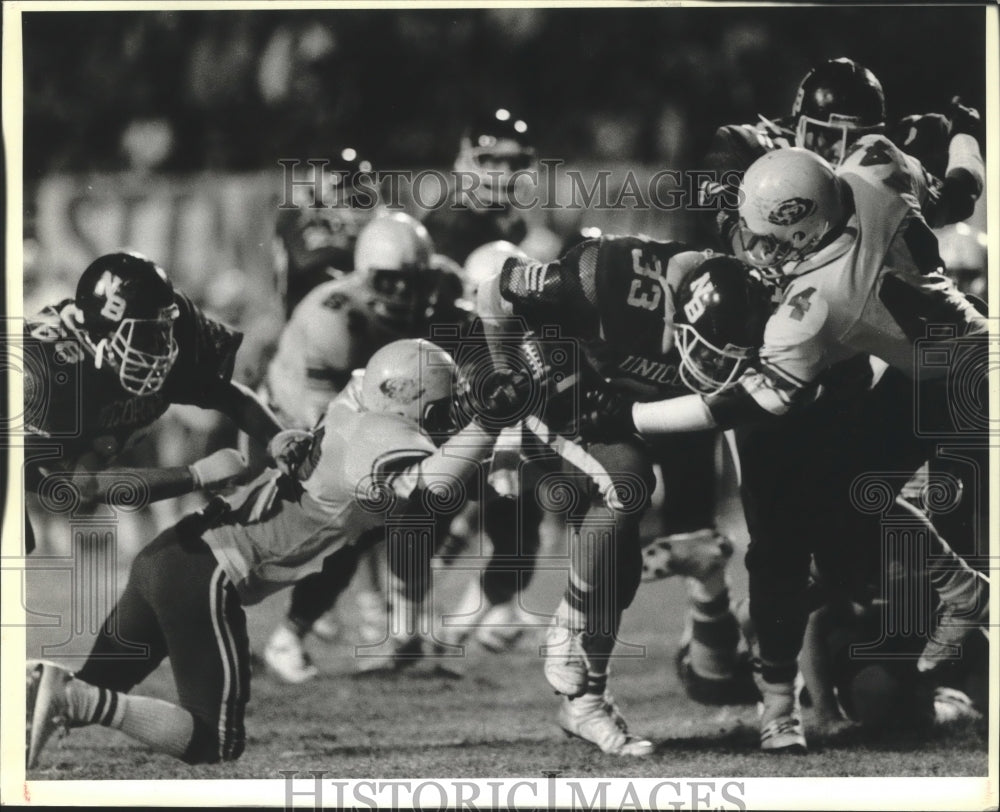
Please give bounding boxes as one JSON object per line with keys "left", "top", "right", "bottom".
{"left": 786, "top": 287, "right": 816, "bottom": 322}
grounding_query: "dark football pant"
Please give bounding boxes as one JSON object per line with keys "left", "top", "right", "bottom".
{"left": 741, "top": 363, "right": 986, "bottom": 684}
{"left": 76, "top": 515, "right": 250, "bottom": 764}
{"left": 648, "top": 430, "right": 719, "bottom": 535}
{"left": 523, "top": 432, "right": 655, "bottom": 632}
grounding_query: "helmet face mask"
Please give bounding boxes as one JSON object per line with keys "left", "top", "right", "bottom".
{"left": 795, "top": 114, "right": 883, "bottom": 166}
{"left": 675, "top": 323, "right": 755, "bottom": 396}
{"left": 100, "top": 307, "right": 181, "bottom": 396}
{"left": 673, "top": 257, "right": 773, "bottom": 396}
{"left": 355, "top": 213, "right": 438, "bottom": 327}
{"left": 456, "top": 108, "right": 536, "bottom": 204}
{"left": 792, "top": 58, "right": 886, "bottom": 166}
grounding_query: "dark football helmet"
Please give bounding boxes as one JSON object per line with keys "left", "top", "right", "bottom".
{"left": 792, "top": 58, "right": 886, "bottom": 165}
{"left": 673, "top": 256, "right": 774, "bottom": 395}
{"left": 74, "top": 251, "right": 180, "bottom": 395}
{"left": 455, "top": 107, "right": 536, "bottom": 203}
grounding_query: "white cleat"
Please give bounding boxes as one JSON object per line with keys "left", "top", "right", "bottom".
{"left": 758, "top": 683, "right": 807, "bottom": 754}
{"left": 264, "top": 626, "right": 319, "bottom": 684}
{"left": 542, "top": 617, "right": 589, "bottom": 698}
{"left": 26, "top": 660, "right": 73, "bottom": 769}
{"left": 641, "top": 529, "right": 733, "bottom": 582}
{"left": 355, "top": 590, "right": 389, "bottom": 646}
{"left": 557, "top": 694, "right": 654, "bottom": 756}
{"left": 476, "top": 602, "right": 537, "bottom": 653}
{"left": 310, "top": 609, "right": 341, "bottom": 643}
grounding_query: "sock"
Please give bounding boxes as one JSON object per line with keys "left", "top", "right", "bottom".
{"left": 66, "top": 679, "right": 195, "bottom": 759}
{"left": 756, "top": 677, "right": 799, "bottom": 725}
{"left": 563, "top": 572, "right": 590, "bottom": 633}
{"left": 686, "top": 585, "right": 740, "bottom": 679}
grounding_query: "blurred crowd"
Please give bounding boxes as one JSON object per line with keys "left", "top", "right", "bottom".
{"left": 23, "top": 7, "right": 985, "bottom": 174}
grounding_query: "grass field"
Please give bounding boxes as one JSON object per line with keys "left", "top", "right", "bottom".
{"left": 22, "top": 477, "right": 989, "bottom": 783}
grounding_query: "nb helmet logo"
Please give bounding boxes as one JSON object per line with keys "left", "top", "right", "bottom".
{"left": 768, "top": 198, "right": 816, "bottom": 226}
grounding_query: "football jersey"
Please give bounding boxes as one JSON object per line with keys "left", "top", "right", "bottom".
{"left": 23, "top": 291, "right": 242, "bottom": 473}
{"left": 265, "top": 276, "right": 408, "bottom": 429}
{"left": 422, "top": 201, "right": 527, "bottom": 266}
{"left": 264, "top": 275, "right": 474, "bottom": 430}
{"left": 202, "top": 389, "right": 437, "bottom": 605}
{"left": 701, "top": 120, "right": 942, "bottom": 252}
{"left": 740, "top": 135, "right": 986, "bottom": 416}
{"left": 274, "top": 204, "right": 376, "bottom": 317}
{"left": 482, "top": 235, "right": 715, "bottom": 405}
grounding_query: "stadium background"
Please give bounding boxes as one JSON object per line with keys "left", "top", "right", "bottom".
{"left": 18, "top": 5, "right": 990, "bottom": 783}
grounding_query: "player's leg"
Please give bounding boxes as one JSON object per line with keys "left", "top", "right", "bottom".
{"left": 264, "top": 543, "right": 363, "bottom": 683}
{"left": 28, "top": 522, "right": 241, "bottom": 766}
{"left": 543, "top": 437, "right": 655, "bottom": 756}
{"left": 645, "top": 430, "right": 753, "bottom": 703}
{"left": 738, "top": 415, "right": 822, "bottom": 753}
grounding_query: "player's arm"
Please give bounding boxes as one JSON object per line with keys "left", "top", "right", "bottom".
{"left": 28, "top": 445, "right": 249, "bottom": 506}
{"left": 200, "top": 378, "right": 284, "bottom": 444}
{"left": 910, "top": 102, "right": 984, "bottom": 228}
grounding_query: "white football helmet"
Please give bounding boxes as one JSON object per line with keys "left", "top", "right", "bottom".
{"left": 461, "top": 240, "right": 528, "bottom": 304}
{"left": 361, "top": 339, "right": 458, "bottom": 444}
{"left": 355, "top": 213, "right": 438, "bottom": 325}
{"left": 737, "top": 148, "right": 847, "bottom": 270}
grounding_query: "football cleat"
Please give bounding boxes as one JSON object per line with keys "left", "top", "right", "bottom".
{"left": 542, "top": 614, "right": 589, "bottom": 698}
{"left": 917, "top": 572, "right": 989, "bottom": 672}
{"left": 264, "top": 625, "right": 319, "bottom": 684}
{"left": 933, "top": 686, "right": 982, "bottom": 725}
{"left": 757, "top": 681, "right": 807, "bottom": 754}
{"left": 355, "top": 590, "right": 389, "bottom": 646}
{"left": 26, "top": 660, "right": 73, "bottom": 769}
{"left": 310, "top": 609, "right": 341, "bottom": 643}
{"left": 557, "top": 694, "right": 654, "bottom": 757}
{"left": 476, "top": 602, "right": 537, "bottom": 653}
{"left": 641, "top": 529, "right": 733, "bottom": 582}
{"left": 354, "top": 633, "right": 424, "bottom": 674}
{"left": 675, "top": 641, "right": 760, "bottom": 705}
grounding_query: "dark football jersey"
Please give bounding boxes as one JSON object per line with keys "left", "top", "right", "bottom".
{"left": 274, "top": 205, "right": 375, "bottom": 317}
{"left": 24, "top": 290, "right": 242, "bottom": 472}
{"left": 422, "top": 201, "right": 528, "bottom": 266}
{"left": 485, "top": 235, "right": 715, "bottom": 405}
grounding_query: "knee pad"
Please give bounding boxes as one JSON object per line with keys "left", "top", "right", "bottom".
{"left": 641, "top": 529, "right": 734, "bottom": 582}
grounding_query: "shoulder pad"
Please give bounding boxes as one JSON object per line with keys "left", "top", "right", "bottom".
{"left": 340, "top": 412, "right": 435, "bottom": 484}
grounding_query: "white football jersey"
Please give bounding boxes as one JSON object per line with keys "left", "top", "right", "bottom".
{"left": 740, "top": 135, "right": 985, "bottom": 416}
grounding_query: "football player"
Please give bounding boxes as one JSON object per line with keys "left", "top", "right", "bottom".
{"left": 583, "top": 145, "right": 989, "bottom": 753}
{"left": 22, "top": 252, "right": 298, "bottom": 554}
{"left": 274, "top": 145, "right": 380, "bottom": 318}
{"left": 422, "top": 107, "right": 534, "bottom": 265}
{"left": 700, "top": 57, "right": 984, "bottom": 259}
{"left": 260, "top": 212, "right": 474, "bottom": 682}
{"left": 477, "top": 236, "right": 774, "bottom": 755}
{"left": 25, "top": 339, "right": 530, "bottom": 768}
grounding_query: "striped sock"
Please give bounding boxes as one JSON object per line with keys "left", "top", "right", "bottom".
{"left": 65, "top": 679, "right": 195, "bottom": 760}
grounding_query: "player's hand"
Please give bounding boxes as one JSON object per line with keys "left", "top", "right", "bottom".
{"left": 579, "top": 388, "right": 638, "bottom": 443}
{"left": 467, "top": 367, "right": 533, "bottom": 429}
{"left": 949, "top": 96, "right": 982, "bottom": 140}
{"left": 189, "top": 449, "right": 251, "bottom": 490}
{"left": 267, "top": 428, "right": 316, "bottom": 477}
